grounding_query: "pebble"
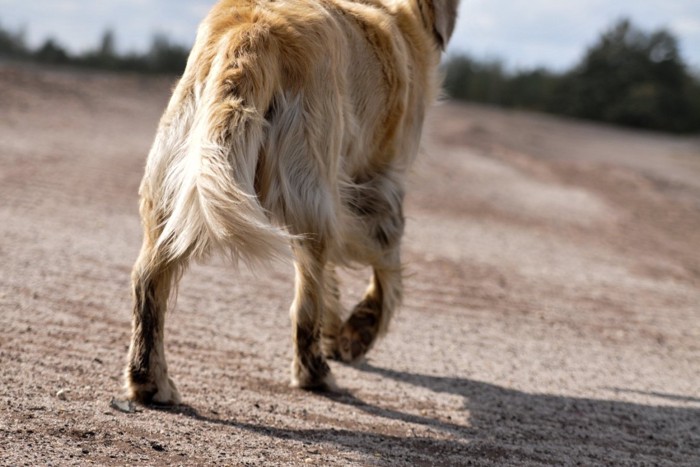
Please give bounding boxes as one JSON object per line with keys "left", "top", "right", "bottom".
{"left": 110, "top": 398, "right": 136, "bottom": 414}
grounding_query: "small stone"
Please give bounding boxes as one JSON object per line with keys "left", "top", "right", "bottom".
{"left": 151, "top": 442, "right": 166, "bottom": 452}
{"left": 56, "top": 389, "right": 68, "bottom": 401}
{"left": 110, "top": 398, "right": 136, "bottom": 414}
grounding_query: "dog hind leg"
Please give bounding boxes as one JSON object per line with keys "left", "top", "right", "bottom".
{"left": 335, "top": 174, "right": 405, "bottom": 363}
{"left": 124, "top": 194, "right": 186, "bottom": 405}
{"left": 125, "top": 210, "right": 186, "bottom": 405}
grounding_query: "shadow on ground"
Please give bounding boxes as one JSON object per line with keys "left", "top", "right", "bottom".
{"left": 159, "top": 364, "right": 700, "bottom": 465}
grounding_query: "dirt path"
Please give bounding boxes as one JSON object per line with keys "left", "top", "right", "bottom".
{"left": 1, "top": 65, "right": 699, "bottom": 466}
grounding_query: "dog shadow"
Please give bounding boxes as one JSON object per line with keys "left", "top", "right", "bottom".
{"left": 164, "top": 363, "right": 700, "bottom": 465}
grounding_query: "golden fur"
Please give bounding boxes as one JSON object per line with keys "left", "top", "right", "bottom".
{"left": 125, "top": 0, "right": 459, "bottom": 404}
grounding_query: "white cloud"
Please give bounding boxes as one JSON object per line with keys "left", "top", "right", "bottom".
{"left": 448, "top": 0, "right": 700, "bottom": 70}
{"left": 672, "top": 18, "right": 700, "bottom": 36}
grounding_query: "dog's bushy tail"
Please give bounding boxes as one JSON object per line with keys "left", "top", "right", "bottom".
{"left": 153, "top": 41, "right": 292, "bottom": 265}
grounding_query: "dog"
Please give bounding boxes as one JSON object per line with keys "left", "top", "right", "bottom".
{"left": 124, "top": 0, "right": 459, "bottom": 404}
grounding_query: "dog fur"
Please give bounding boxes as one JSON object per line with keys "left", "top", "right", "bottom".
{"left": 125, "top": 0, "right": 459, "bottom": 404}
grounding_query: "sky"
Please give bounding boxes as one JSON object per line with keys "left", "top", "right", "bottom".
{"left": 1, "top": 0, "right": 699, "bottom": 71}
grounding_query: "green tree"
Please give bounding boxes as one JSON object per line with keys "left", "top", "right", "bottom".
{"left": 99, "top": 30, "right": 116, "bottom": 58}
{"left": 443, "top": 18, "right": 700, "bottom": 133}
{"left": 443, "top": 55, "right": 508, "bottom": 105}
{"left": 33, "top": 38, "right": 69, "bottom": 64}
{"left": 558, "top": 19, "right": 696, "bottom": 131}
{"left": 0, "top": 22, "right": 28, "bottom": 57}
{"left": 146, "top": 34, "right": 189, "bottom": 73}
{"left": 80, "top": 30, "right": 119, "bottom": 69}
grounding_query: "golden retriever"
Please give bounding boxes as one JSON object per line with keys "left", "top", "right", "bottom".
{"left": 125, "top": 0, "right": 459, "bottom": 404}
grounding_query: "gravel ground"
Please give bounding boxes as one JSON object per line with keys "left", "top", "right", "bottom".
{"left": 1, "top": 65, "right": 699, "bottom": 466}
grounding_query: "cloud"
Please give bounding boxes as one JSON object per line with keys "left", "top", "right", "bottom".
{"left": 448, "top": 0, "right": 700, "bottom": 69}
{"left": 672, "top": 18, "right": 700, "bottom": 36}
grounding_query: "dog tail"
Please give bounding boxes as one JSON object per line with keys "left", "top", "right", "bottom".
{"left": 154, "top": 42, "right": 292, "bottom": 265}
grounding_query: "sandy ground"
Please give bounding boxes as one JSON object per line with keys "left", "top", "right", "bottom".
{"left": 1, "top": 65, "right": 699, "bottom": 466}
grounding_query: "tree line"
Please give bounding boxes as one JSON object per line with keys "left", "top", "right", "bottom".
{"left": 1, "top": 19, "right": 699, "bottom": 133}
{"left": 443, "top": 19, "right": 700, "bottom": 133}
{"left": 0, "top": 25, "right": 188, "bottom": 74}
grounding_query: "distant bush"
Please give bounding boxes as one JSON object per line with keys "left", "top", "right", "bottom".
{"left": 146, "top": 34, "right": 190, "bottom": 74}
{"left": 0, "top": 24, "right": 189, "bottom": 75}
{"left": 0, "top": 22, "right": 29, "bottom": 58}
{"left": 444, "top": 19, "right": 700, "bottom": 133}
{"left": 34, "top": 38, "right": 70, "bottom": 65}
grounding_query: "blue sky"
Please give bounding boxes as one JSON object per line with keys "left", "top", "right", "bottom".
{"left": 1, "top": 0, "right": 699, "bottom": 71}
